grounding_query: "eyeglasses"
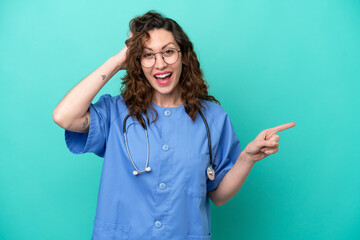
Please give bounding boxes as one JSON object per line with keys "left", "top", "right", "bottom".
{"left": 137, "top": 48, "right": 181, "bottom": 68}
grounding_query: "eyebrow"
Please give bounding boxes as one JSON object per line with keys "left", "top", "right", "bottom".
{"left": 144, "top": 42, "right": 176, "bottom": 51}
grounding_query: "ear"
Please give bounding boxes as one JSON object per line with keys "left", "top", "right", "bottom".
{"left": 181, "top": 52, "right": 186, "bottom": 65}
{"left": 181, "top": 57, "right": 187, "bottom": 67}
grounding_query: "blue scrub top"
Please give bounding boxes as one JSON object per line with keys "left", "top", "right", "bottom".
{"left": 65, "top": 94, "right": 242, "bottom": 240}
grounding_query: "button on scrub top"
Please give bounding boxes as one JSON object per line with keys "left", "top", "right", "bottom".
{"left": 65, "top": 94, "right": 242, "bottom": 240}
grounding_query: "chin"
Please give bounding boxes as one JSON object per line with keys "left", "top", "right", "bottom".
{"left": 150, "top": 78, "right": 180, "bottom": 95}
{"left": 153, "top": 87, "right": 176, "bottom": 95}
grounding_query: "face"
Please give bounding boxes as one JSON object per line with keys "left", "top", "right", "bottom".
{"left": 140, "top": 28, "right": 183, "bottom": 102}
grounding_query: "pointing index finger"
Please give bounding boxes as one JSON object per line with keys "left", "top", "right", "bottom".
{"left": 270, "top": 122, "right": 296, "bottom": 134}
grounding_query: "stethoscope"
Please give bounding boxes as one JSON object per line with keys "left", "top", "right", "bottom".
{"left": 123, "top": 110, "right": 215, "bottom": 181}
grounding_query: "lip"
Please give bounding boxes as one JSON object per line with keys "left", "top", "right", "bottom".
{"left": 155, "top": 73, "right": 172, "bottom": 86}
{"left": 154, "top": 71, "right": 172, "bottom": 77}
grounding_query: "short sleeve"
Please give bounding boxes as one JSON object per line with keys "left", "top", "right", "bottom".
{"left": 64, "top": 94, "right": 112, "bottom": 158}
{"left": 207, "top": 114, "right": 242, "bottom": 192}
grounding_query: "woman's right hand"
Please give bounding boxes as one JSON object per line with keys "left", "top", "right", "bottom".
{"left": 113, "top": 32, "right": 133, "bottom": 71}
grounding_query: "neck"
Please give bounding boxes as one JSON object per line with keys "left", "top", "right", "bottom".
{"left": 152, "top": 88, "right": 183, "bottom": 108}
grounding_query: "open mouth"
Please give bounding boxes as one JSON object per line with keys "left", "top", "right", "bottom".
{"left": 154, "top": 72, "right": 172, "bottom": 85}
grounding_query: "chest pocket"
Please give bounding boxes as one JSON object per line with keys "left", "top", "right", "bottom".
{"left": 92, "top": 219, "right": 130, "bottom": 240}
{"left": 184, "top": 153, "right": 210, "bottom": 198}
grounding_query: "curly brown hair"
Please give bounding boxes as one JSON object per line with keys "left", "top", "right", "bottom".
{"left": 120, "top": 10, "right": 220, "bottom": 128}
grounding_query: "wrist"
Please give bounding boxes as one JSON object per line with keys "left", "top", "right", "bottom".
{"left": 111, "top": 55, "right": 125, "bottom": 71}
{"left": 238, "top": 151, "right": 256, "bottom": 166}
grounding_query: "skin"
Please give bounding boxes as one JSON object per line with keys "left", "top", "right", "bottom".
{"left": 141, "top": 29, "right": 184, "bottom": 108}
{"left": 208, "top": 122, "right": 296, "bottom": 206}
{"left": 113, "top": 29, "right": 296, "bottom": 206}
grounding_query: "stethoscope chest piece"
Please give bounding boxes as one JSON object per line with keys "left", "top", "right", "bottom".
{"left": 125, "top": 110, "right": 215, "bottom": 180}
{"left": 207, "top": 165, "right": 215, "bottom": 181}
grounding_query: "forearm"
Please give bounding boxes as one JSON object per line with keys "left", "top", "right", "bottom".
{"left": 209, "top": 151, "right": 255, "bottom": 206}
{"left": 53, "top": 56, "right": 122, "bottom": 128}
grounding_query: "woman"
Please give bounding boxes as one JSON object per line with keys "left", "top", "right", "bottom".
{"left": 53, "top": 10, "right": 295, "bottom": 240}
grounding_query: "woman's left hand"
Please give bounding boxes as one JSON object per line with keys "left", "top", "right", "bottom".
{"left": 242, "top": 122, "right": 296, "bottom": 163}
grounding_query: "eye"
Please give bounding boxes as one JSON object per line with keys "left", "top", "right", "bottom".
{"left": 164, "top": 49, "right": 175, "bottom": 56}
{"left": 143, "top": 53, "right": 153, "bottom": 58}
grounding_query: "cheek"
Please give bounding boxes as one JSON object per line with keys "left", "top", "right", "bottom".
{"left": 176, "top": 65, "right": 183, "bottom": 79}
{"left": 174, "top": 60, "right": 183, "bottom": 74}
{"left": 142, "top": 70, "right": 153, "bottom": 81}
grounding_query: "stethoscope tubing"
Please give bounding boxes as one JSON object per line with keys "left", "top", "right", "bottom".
{"left": 123, "top": 109, "right": 214, "bottom": 176}
{"left": 198, "top": 110, "right": 213, "bottom": 167}
{"left": 123, "top": 114, "right": 151, "bottom": 175}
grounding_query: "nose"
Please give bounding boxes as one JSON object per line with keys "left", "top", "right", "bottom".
{"left": 154, "top": 52, "right": 167, "bottom": 69}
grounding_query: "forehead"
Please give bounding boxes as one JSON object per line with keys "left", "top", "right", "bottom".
{"left": 143, "top": 28, "right": 179, "bottom": 50}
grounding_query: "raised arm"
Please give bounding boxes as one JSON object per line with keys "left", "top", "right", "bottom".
{"left": 52, "top": 38, "right": 130, "bottom": 133}
{"left": 209, "top": 122, "right": 296, "bottom": 206}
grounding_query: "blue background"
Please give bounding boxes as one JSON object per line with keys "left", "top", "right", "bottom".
{"left": 1, "top": 0, "right": 359, "bottom": 239}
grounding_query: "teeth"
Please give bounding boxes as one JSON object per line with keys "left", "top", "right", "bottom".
{"left": 155, "top": 73, "right": 171, "bottom": 78}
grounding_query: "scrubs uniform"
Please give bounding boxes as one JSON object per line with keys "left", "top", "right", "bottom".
{"left": 65, "top": 94, "right": 242, "bottom": 240}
